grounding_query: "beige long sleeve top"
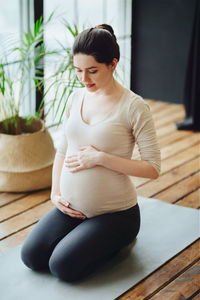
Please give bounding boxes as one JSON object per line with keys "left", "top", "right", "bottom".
{"left": 56, "top": 87, "right": 161, "bottom": 217}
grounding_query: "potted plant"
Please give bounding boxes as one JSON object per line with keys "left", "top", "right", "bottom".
{"left": 0, "top": 16, "right": 82, "bottom": 192}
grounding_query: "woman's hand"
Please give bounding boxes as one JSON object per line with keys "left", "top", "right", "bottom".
{"left": 51, "top": 195, "right": 86, "bottom": 219}
{"left": 65, "top": 145, "right": 102, "bottom": 173}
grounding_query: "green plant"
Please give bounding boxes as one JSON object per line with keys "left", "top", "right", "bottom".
{"left": 37, "top": 22, "right": 83, "bottom": 129}
{"left": 0, "top": 15, "right": 82, "bottom": 135}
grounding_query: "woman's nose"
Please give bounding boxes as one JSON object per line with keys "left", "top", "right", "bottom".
{"left": 82, "top": 71, "right": 90, "bottom": 82}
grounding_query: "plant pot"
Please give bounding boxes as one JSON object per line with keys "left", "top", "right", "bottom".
{"left": 0, "top": 118, "right": 56, "bottom": 192}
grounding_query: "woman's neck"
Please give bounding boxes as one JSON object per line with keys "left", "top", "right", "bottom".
{"left": 86, "top": 79, "right": 124, "bottom": 100}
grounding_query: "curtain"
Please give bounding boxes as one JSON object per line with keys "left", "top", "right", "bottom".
{"left": 176, "top": 0, "right": 200, "bottom": 132}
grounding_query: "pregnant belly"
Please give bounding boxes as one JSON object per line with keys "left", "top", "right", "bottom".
{"left": 60, "top": 165, "right": 136, "bottom": 218}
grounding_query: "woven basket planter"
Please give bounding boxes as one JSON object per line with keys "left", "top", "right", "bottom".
{"left": 0, "top": 118, "right": 56, "bottom": 192}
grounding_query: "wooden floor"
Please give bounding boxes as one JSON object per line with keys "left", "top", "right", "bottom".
{"left": 0, "top": 100, "right": 199, "bottom": 299}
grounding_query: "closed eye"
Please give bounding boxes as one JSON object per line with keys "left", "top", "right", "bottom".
{"left": 89, "top": 70, "right": 97, "bottom": 74}
{"left": 75, "top": 69, "right": 97, "bottom": 74}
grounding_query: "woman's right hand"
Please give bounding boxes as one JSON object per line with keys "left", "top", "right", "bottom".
{"left": 51, "top": 195, "right": 87, "bottom": 219}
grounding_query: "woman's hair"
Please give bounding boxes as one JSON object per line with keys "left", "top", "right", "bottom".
{"left": 72, "top": 24, "right": 120, "bottom": 65}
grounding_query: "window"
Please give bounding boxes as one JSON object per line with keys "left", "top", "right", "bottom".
{"left": 0, "top": 0, "right": 35, "bottom": 119}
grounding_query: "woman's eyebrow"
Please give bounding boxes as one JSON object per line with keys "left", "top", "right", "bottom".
{"left": 87, "top": 66, "right": 98, "bottom": 69}
{"left": 74, "top": 66, "right": 98, "bottom": 70}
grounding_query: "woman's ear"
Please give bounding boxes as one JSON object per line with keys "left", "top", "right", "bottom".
{"left": 111, "top": 58, "right": 118, "bottom": 70}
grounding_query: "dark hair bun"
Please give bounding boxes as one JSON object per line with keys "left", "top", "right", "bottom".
{"left": 72, "top": 24, "right": 120, "bottom": 64}
{"left": 95, "top": 24, "right": 117, "bottom": 42}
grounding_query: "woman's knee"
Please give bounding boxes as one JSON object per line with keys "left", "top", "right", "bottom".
{"left": 49, "top": 253, "right": 84, "bottom": 282}
{"left": 21, "top": 242, "right": 36, "bottom": 270}
{"left": 21, "top": 240, "right": 46, "bottom": 271}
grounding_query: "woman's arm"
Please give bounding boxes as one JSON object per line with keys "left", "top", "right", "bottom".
{"left": 50, "top": 153, "right": 87, "bottom": 218}
{"left": 98, "top": 152, "right": 159, "bottom": 179}
{"left": 65, "top": 145, "right": 159, "bottom": 179}
{"left": 50, "top": 153, "right": 65, "bottom": 199}
{"left": 50, "top": 93, "right": 72, "bottom": 200}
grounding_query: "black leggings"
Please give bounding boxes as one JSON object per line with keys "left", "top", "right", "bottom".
{"left": 21, "top": 204, "right": 140, "bottom": 282}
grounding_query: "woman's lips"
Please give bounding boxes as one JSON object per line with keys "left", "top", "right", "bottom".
{"left": 85, "top": 84, "right": 95, "bottom": 88}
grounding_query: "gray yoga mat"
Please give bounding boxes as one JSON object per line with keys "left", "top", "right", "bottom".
{"left": 0, "top": 197, "right": 199, "bottom": 300}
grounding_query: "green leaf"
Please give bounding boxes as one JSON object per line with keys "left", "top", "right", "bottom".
{"left": 35, "top": 111, "right": 40, "bottom": 118}
{"left": 24, "top": 33, "right": 31, "bottom": 46}
{"left": 25, "top": 116, "right": 34, "bottom": 125}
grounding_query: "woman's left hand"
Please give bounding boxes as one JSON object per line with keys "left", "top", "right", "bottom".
{"left": 64, "top": 145, "right": 101, "bottom": 173}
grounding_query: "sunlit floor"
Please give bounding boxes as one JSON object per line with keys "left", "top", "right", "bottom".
{"left": 0, "top": 99, "right": 199, "bottom": 299}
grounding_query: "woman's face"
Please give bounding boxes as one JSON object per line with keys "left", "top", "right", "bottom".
{"left": 73, "top": 54, "right": 117, "bottom": 92}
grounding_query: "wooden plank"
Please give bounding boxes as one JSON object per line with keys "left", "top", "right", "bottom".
{"left": 192, "top": 292, "right": 200, "bottom": 300}
{"left": 156, "top": 123, "right": 179, "bottom": 139}
{"left": 0, "top": 201, "right": 53, "bottom": 240}
{"left": 146, "top": 101, "right": 172, "bottom": 114}
{"left": 149, "top": 261, "right": 200, "bottom": 300}
{"left": 158, "top": 130, "right": 192, "bottom": 148}
{"left": 137, "top": 158, "right": 200, "bottom": 198}
{"left": 118, "top": 240, "right": 199, "bottom": 300}
{"left": 152, "top": 104, "right": 184, "bottom": 122}
{"left": 154, "top": 110, "right": 185, "bottom": 128}
{"left": 132, "top": 133, "right": 200, "bottom": 161}
{"left": 131, "top": 144, "right": 200, "bottom": 189}
{"left": 160, "top": 144, "right": 200, "bottom": 174}
{"left": 0, "top": 189, "right": 51, "bottom": 222}
{"left": 155, "top": 172, "right": 200, "bottom": 204}
{"left": 145, "top": 98, "right": 172, "bottom": 106}
{"left": 176, "top": 189, "right": 200, "bottom": 209}
{"left": 0, "top": 225, "right": 34, "bottom": 254}
{"left": 161, "top": 134, "right": 200, "bottom": 160}
{"left": 0, "top": 192, "right": 28, "bottom": 207}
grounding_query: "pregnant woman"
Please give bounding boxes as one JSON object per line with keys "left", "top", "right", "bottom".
{"left": 21, "top": 24, "right": 161, "bottom": 282}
